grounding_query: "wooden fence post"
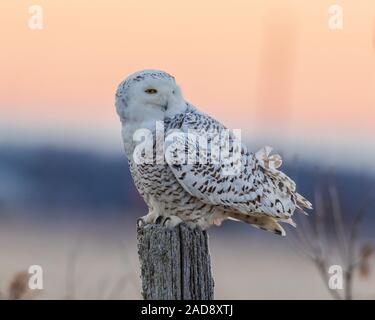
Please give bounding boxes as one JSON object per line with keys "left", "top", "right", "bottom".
{"left": 137, "top": 223, "right": 214, "bottom": 300}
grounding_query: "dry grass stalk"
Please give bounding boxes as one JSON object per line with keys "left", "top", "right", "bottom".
{"left": 292, "top": 176, "right": 374, "bottom": 300}
{"left": 8, "top": 271, "right": 29, "bottom": 300}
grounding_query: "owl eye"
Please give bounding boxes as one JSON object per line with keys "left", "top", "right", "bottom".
{"left": 145, "top": 88, "right": 158, "bottom": 94}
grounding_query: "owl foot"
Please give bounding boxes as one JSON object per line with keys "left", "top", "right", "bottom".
{"left": 137, "top": 214, "right": 183, "bottom": 229}
{"left": 137, "top": 212, "right": 160, "bottom": 227}
{"left": 162, "top": 216, "right": 183, "bottom": 228}
{"left": 136, "top": 217, "right": 146, "bottom": 228}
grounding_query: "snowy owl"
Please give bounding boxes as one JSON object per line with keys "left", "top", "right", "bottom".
{"left": 115, "top": 69, "right": 312, "bottom": 235}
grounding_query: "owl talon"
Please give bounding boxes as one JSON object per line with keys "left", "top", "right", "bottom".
{"left": 162, "top": 217, "right": 171, "bottom": 227}
{"left": 137, "top": 218, "right": 145, "bottom": 228}
{"left": 155, "top": 216, "right": 163, "bottom": 224}
{"left": 162, "top": 216, "right": 183, "bottom": 228}
{"left": 137, "top": 212, "right": 160, "bottom": 227}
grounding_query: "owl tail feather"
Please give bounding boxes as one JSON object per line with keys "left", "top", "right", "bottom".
{"left": 296, "top": 193, "right": 313, "bottom": 214}
{"left": 228, "top": 212, "right": 286, "bottom": 236}
{"left": 255, "top": 146, "right": 313, "bottom": 215}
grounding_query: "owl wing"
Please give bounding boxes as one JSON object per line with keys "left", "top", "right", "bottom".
{"left": 165, "top": 109, "right": 312, "bottom": 220}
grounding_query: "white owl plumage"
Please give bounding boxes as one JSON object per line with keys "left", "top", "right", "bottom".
{"left": 115, "top": 69, "right": 312, "bottom": 235}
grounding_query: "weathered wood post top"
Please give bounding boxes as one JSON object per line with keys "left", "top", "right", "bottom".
{"left": 137, "top": 223, "right": 214, "bottom": 300}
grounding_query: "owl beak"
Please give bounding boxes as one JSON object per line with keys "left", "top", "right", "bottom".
{"left": 159, "top": 93, "right": 168, "bottom": 111}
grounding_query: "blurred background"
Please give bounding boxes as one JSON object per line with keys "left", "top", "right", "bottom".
{"left": 0, "top": 0, "right": 374, "bottom": 299}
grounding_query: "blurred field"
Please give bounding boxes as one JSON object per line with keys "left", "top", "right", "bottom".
{"left": 1, "top": 214, "right": 374, "bottom": 300}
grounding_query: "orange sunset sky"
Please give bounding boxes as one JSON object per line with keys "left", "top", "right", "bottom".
{"left": 0, "top": 0, "right": 374, "bottom": 166}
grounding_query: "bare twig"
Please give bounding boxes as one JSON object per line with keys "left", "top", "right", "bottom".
{"left": 293, "top": 173, "right": 374, "bottom": 300}
{"left": 345, "top": 189, "right": 375, "bottom": 300}
{"left": 328, "top": 184, "right": 348, "bottom": 259}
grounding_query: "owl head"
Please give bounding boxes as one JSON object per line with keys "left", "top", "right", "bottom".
{"left": 115, "top": 70, "right": 187, "bottom": 123}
